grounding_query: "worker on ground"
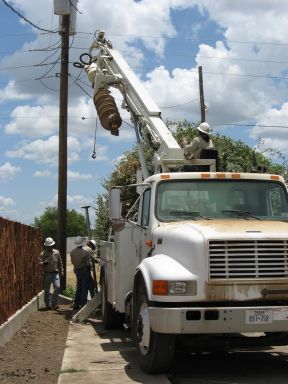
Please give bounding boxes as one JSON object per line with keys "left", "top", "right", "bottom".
{"left": 83, "top": 239, "right": 99, "bottom": 297}
{"left": 70, "top": 236, "right": 92, "bottom": 310}
{"left": 39, "top": 237, "right": 63, "bottom": 310}
{"left": 184, "top": 122, "right": 214, "bottom": 159}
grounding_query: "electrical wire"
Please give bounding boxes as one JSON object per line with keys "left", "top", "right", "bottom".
{"left": 69, "top": 0, "right": 83, "bottom": 14}
{"left": 1, "top": 0, "right": 58, "bottom": 34}
{"left": 0, "top": 61, "right": 61, "bottom": 71}
{"left": 77, "top": 77, "right": 93, "bottom": 88}
{"left": 0, "top": 32, "right": 51, "bottom": 37}
{"left": 0, "top": 75, "right": 57, "bottom": 84}
{"left": 35, "top": 55, "right": 61, "bottom": 81}
{"left": 39, "top": 78, "right": 59, "bottom": 92}
{"left": 0, "top": 112, "right": 287, "bottom": 130}
{"left": 36, "top": 45, "right": 61, "bottom": 66}
{"left": 1, "top": 46, "right": 288, "bottom": 66}
{"left": 160, "top": 99, "right": 199, "bottom": 109}
{"left": 70, "top": 74, "right": 92, "bottom": 97}
{"left": 0, "top": 29, "right": 288, "bottom": 48}
{"left": 77, "top": 31, "right": 288, "bottom": 47}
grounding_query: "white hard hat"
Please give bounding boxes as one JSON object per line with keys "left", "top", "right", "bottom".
{"left": 197, "top": 122, "right": 211, "bottom": 134}
{"left": 75, "top": 236, "right": 83, "bottom": 245}
{"left": 89, "top": 240, "right": 96, "bottom": 247}
{"left": 44, "top": 237, "right": 55, "bottom": 247}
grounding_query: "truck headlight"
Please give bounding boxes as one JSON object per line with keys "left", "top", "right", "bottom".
{"left": 169, "top": 281, "right": 187, "bottom": 294}
{"left": 152, "top": 280, "right": 197, "bottom": 296}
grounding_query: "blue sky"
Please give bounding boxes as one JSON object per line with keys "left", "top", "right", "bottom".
{"left": 1, "top": 0, "right": 288, "bottom": 225}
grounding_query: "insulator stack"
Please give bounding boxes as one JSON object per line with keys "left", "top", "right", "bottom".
{"left": 93, "top": 89, "right": 122, "bottom": 136}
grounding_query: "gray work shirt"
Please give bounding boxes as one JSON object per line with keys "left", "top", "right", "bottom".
{"left": 82, "top": 245, "right": 99, "bottom": 264}
{"left": 70, "top": 246, "right": 92, "bottom": 270}
{"left": 39, "top": 248, "right": 63, "bottom": 274}
{"left": 184, "top": 136, "right": 214, "bottom": 159}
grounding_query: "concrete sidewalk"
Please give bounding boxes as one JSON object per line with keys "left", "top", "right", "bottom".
{"left": 57, "top": 316, "right": 170, "bottom": 384}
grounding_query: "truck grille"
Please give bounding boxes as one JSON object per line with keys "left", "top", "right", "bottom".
{"left": 209, "top": 240, "right": 288, "bottom": 279}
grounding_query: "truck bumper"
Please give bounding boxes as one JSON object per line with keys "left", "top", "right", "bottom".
{"left": 149, "top": 305, "right": 288, "bottom": 334}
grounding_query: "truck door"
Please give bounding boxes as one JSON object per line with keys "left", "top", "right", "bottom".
{"left": 132, "top": 188, "right": 151, "bottom": 263}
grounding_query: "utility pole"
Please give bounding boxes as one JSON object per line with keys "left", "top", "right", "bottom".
{"left": 82, "top": 205, "right": 92, "bottom": 239}
{"left": 57, "top": 14, "right": 70, "bottom": 292}
{"left": 198, "top": 66, "right": 206, "bottom": 123}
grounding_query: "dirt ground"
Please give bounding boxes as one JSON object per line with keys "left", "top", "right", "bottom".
{"left": 0, "top": 257, "right": 98, "bottom": 384}
{"left": 0, "top": 304, "right": 72, "bottom": 384}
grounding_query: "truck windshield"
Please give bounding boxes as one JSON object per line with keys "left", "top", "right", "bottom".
{"left": 156, "top": 179, "right": 288, "bottom": 222}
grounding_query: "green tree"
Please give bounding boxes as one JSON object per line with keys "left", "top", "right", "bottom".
{"left": 95, "top": 120, "right": 288, "bottom": 240}
{"left": 94, "top": 194, "right": 110, "bottom": 242}
{"left": 34, "top": 207, "right": 87, "bottom": 242}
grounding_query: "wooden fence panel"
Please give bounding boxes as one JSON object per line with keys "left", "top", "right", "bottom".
{"left": 0, "top": 218, "right": 43, "bottom": 324}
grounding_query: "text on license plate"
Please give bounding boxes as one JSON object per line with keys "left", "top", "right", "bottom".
{"left": 245, "top": 309, "right": 273, "bottom": 324}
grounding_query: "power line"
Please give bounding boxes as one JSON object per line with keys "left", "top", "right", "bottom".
{"left": 3, "top": 61, "right": 288, "bottom": 83}
{"left": 39, "top": 78, "right": 59, "bottom": 92}
{"left": 0, "top": 32, "right": 51, "bottom": 38}
{"left": 2, "top": 46, "right": 288, "bottom": 67}
{"left": 100, "top": 32, "right": 288, "bottom": 47}
{"left": 0, "top": 61, "right": 61, "bottom": 71}
{"left": 0, "top": 75, "right": 56, "bottom": 84}
{"left": 1, "top": 0, "right": 58, "bottom": 34}
{"left": 160, "top": 99, "right": 199, "bottom": 109}
{"left": 213, "top": 123, "right": 288, "bottom": 129}
{"left": 70, "top": 74, "right": 92, "bottom": 97}
{"left": 0, "top": 113, "right": 287, "bottom": 130}
{"left": 1, "top": 29, "right": 288, "bottom": 47}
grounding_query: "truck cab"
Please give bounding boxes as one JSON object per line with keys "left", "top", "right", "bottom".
{"left": 100, "top": 171, "right": 288, "bottom": 373}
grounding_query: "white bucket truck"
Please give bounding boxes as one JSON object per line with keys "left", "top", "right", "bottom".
{"left": 77, "top": 31, "right": 288, "bottom": 373}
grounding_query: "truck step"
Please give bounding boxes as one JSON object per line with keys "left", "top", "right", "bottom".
{"left": 72, "top": 293, "right": 101, "bottom": 323}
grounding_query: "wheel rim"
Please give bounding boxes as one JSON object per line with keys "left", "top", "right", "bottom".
{"left": 137, "top": 301, "right": 150, "bottom": 355}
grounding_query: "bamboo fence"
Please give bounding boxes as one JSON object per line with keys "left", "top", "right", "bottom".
{"left": 0, "top": 217, "right": 43, "bottom": 324}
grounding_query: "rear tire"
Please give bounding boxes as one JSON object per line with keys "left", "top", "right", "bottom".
{"left": 132, "top": 283, "right": 175, "bottom": 373}
{"left": 101, "top": 273, "right": 123, "bottom": 329}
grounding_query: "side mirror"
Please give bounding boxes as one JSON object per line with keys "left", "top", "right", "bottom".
{"left": 109, "top": 188, "right": 125, "bottom": 232}
{"left": 109, "top": 187, "right": 122, "bottom": 220}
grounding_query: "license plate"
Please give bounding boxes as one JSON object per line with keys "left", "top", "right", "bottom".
{"left": 245, "top": 309, "right": 273, "bottom": 324}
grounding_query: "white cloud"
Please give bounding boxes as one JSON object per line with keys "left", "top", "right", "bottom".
{"left": 249, "top": 102, "right": 288, "bottom": 157}
{"left": 5, "top": 105, "right": 58, "bottom": 137}
{"left": 33, "top": 170, "right": 52, "bottom": 177}
{"left": 68, "top": 170, "right": 92, "bottom": 181}
{"left": 0, "top": 162, "right": 21, "bottom": 181}
{"left": 67, "top": 194, "right": 92, "bottom": 206}
{"left": 0, "top": 195, "right": 15, "bottom": 208}
{"left": 40, "top": 193, "right": 92, "bottom": 210}
{"left": 5, "top": 135, "right": 84, "bottom": 165}
{"left": 0, "top": 81, "right": 33, "bottom": 103}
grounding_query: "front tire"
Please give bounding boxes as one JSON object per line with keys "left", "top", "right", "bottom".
{"left": 133, "top": 285, "right": 175, "bottom": 373}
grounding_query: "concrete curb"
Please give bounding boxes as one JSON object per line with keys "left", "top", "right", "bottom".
{"left": 0, "top": 293, "right": 73, "bottom": 347}
{"left": 0, "top": 291, "right": 45, "bottom": 347}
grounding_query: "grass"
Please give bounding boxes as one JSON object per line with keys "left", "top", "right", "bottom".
{"left": 61, "top": 284, "right": 76, "bottom": 299}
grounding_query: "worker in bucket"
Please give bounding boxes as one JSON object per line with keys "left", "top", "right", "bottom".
{"left": 39, "top": 237, "right": 63, "bottom": 310}
{"left": 83, "top": 239, "right": 99, "bottom": 297}
{"left": 184, "top": 122, "right": 214, "bottom": 159}
{"left": 70, "top": 236, "right": 91, "bottom": 310}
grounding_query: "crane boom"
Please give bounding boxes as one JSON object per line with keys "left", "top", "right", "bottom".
{"left": 82, "top": 32, "right": 184, "bottom": 175}
{"left": 77, "top": 31, "right": 216, "bottom": 175}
